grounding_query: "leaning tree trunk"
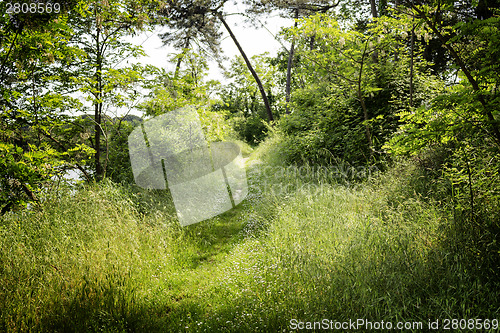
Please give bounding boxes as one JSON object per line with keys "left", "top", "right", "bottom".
{"left": 218, "top": 13, "right": 274, "bottom": 122}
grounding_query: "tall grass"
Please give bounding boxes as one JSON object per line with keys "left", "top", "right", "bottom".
{"left": 1, "top": 146, "right": 499, "bottom": 331}
{"left": 188, "top": 159, "right": 499, "bottom": 332}
{"left": 1, "top": 181, "right": 178, "bottom": 331}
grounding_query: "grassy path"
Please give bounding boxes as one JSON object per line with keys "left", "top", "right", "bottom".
{"left": 1, "top": 151, "right": 499, "bottom": 332}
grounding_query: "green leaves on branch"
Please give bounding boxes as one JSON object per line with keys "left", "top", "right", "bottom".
{"left": 0, "top": 143, "right": 60, "bottom": 211}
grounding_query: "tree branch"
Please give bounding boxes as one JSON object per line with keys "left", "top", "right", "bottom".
{"left": 410, "top": 2, "right": 500, "bottom": 146}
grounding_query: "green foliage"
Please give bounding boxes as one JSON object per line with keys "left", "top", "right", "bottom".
{"left": 386, "top": 3, "right": 500, "bottom": 285}
{"left": 139, "top": 54, "right": 220, "bottom": 116}
{"left": 229, "top": 115, "right": 268, "bottom": 144}
{"left": 137, "top": 56, "right": 233, "bottom": 143}
{"left": 275, "top": 12, "right": 442, "bottom": 165}
{"left": 0, "top": 107, "right": 95, "bottom": 211}
{"left": 214, "top": 53, "right": 283, "bottom": 145}
{"left": 104, "top": 115, "right": 142, "bottom": 184}
{"left": 0, "top": 106, "right": 94, "bottom": 211}
{"left": 0, "top": 143, "right": 59, "bottom": 211}
{"left": 0, "top": 0, "right": 154, "bottom": 207}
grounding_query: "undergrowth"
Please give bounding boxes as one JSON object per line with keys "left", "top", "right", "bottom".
{"left": 0, "top": 141, "right": 498, "bottom": 332}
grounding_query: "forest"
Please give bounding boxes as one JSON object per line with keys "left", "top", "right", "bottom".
{"left": 1, "top": 0, "right": 499, "bottom": 331}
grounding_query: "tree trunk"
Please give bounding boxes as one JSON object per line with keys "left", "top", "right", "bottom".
{"left": 370, "top": 0, "right": 378, "bottom": 18}
{"left": 309, "top": 35, "right": 315, "bottom": 50}
{"left": 174, "top": 36, "right": 190, "bottom": 80}
{"left": 285, "top": 8, "right": 299, "bottom": 115}
{"left": 409, "top": 22, "right": 415, "bottom": 108}
{"left": 0, "top": 26, "right": 21, "bottom": 83}
{"left": 378, "top": 0, "right": 387, "bottom": 16}
{"left": 369, "top": 0, "right": 379, "bottom": 63}
{"left": 358, "top": 41, "right": 373, "bottom": 160}
{"left": 94, "top": 26, "right": 103, "bottom": 180}
{"left": 218, "top": 13, "right": 274, "bottom": 122}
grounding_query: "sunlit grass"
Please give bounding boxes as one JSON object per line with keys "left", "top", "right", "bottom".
{"left": 1, "top": 151, "right": 499, "bottom": 332}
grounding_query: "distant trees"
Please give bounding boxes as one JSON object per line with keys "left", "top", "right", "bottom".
{"left": 247, "top": 0, "right": 339, "bottom": 113}
{"left": 215, "top": 53, "right": 281, "bottom": 144}
{"left": 138, "top": 51, "right": 220, "bottom": 116}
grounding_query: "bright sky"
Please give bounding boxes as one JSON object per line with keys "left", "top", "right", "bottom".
{"left": 124, "top": 4, "right": 293, "bottom": 84}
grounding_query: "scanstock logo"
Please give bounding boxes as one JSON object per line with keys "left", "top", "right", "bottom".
{"left": 128, "top": 106, "right": 248, "bottom": 226}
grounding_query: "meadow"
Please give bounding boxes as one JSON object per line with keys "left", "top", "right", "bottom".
{"left": 1, "top": 141, "right": 499, "bottom": 332}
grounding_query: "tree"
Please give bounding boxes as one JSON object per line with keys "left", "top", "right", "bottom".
{"left": 159, "top": 0, "right": 275, "bottom": 121}
{"left": 138, "top": 53, "right": 220, "bottom": 116}
{"left": 60, "top": 0, "right": 162, "bottom": 180}
{"left": 385, "top": 1, "right": 500, "bottom": 275}
{"left": 138, "top": 56, "right": 231, "bottom": 144}
{"left": 289, "top": 13, "right": 396, "bottom": 158}
{"left": 215, "top": 53, "right": 282, "bottom": 144}
{"left": 0, "top": 0, "right": 165, "bottom": 214}
{"left": 408, "top": 1, "right": 500, "bottom": 146}
{"left": 0, "top": 0, "right": 97, "bottom": 213}
{"left": 274, "top": 10, "right": 442, "bottom": 164}
{"left": 248, "top": 0, "right": 340, "bottom": 114}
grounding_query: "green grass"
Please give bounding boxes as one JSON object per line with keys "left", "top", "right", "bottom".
{"left": 1, "top": 147, "right": 499, "bottom": 332}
